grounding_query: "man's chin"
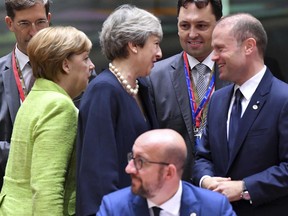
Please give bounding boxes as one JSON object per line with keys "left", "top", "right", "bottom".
{"left": 131, "top": 186, "right": 138, "bottom": 195}
{"left": 130, "top": 178, "right": 140, "bottom": 193}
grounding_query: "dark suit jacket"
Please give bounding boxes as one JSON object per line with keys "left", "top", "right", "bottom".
{"left": 193, "top": 69, "right": 288, "bottom": 215}
{"left": 0, "top": 52, "right": 20, "bottom": 189}
{"left": 147, "top": 52, "right": 229, "bottom": 182}
{"left": 97, "top": 181, "right": 236, "bottom": 216}
{"left": 76, "top": 70, "right": 159, "bottom": 216}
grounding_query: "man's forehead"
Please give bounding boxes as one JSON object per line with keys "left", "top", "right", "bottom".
{"left": 13, "top": 4, "right": 47, "bottom": 19}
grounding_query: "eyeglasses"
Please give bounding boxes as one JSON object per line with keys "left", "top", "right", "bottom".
{"left": 16, "top": 19, "right": 49, "bottom": 30}
{"left": 127, "top": 152, "right": 169, "bottom": 171}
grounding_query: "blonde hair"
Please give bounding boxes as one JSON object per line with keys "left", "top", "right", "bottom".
{"left": 27, "top": 26, "right": 92, "bottom": 81}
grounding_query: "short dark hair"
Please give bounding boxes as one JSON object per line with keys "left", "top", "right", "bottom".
{"left": 177, "top": 0, "right": 223, "bottom": 21}
{"left": 5, "top": 0, "right": 51, "bottom": 20}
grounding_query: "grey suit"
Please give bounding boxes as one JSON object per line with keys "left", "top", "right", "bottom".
{"left": 147, "top": 52, "right": 229, "bottom": 182}
{"left": 0, "top": 52, "right": 20, "bottom": 189}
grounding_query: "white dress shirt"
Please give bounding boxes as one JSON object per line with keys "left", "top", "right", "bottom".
{"left": 15, "top": 45, "right": 33, "bottom": 88}
{"left": 227, "top": 66, "right": 266, "bottom": 138}
{"left": 187, "top": 52, "right": 215, "bottom": 85}
{"left": 147, "top": 181, "right": 182, "bottom": 216}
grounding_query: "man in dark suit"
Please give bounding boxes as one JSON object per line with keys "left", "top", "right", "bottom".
{"left": 193, "top": 13, "right": 288, "bottom": 216}
{"left": 147, "top": 0, "right": 229, "bottom": 182}
{"left": 0, "top": 0, "right": 51, "bottom": 190}
{"left": 97, "top": 129, "right": 236, "bottom": 216}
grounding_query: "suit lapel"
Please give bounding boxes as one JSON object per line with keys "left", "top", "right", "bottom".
{"left": 2, "top": 53, "right": 21, "bottom": 124}
{"left": 132, "top": 195, "right": 150, "bottom": 216}
{"left": 138, "top": 78, "right": 159, "bottom": 129}
{"left": 216, "top": 86, "right": 234, "bottom": 169}
{"left": 227, "top": 70, "right": 272, "bottom": 171}
{"left": 169, "top": 53, "right": 194, "bottom": 144}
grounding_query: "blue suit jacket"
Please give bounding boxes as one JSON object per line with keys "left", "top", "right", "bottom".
{"left": 147, "top": 52, "right": 230, "bottom": 182}
{"left": 193, "top": 69, "right": 288, "bottom": 215}
{"left": 76, "top": 70, "right": 159, "bottom": 215}
{"left": 97, "top": 181, "right": 236, "bottom": 216}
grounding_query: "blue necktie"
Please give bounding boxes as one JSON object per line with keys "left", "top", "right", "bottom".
{"left": 152, "top": 206, "right": 162, "bottom": 216}
{"left": 228, "top": 89, "right": 243, "bottom": 154}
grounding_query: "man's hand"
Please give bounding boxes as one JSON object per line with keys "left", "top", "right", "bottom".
{"left": 213, "top": 180, "right": 243, "bottom": 202}
{"left": 201, "top": 176, "right": 231, "bottom": 190}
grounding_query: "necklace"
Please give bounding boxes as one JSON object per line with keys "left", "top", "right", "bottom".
{"left": 109, "top": 63, "right": 139, "bottom": 96}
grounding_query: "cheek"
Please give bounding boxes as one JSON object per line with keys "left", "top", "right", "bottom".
{"left": 202, "top": 32, "right": 212, "bottom": 42}
{"left": 178, "top": 30, "right": 186, "bottom": 39}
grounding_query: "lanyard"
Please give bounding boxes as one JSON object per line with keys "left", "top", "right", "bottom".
{"left": 12, "top": 49, "right": 27, "bottom": 102}
{"left": 183, "top": 52, "right": 215, "bottom": 130}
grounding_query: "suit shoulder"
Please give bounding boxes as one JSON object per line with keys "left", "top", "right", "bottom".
{"left": 183, "top": 181, "right": 228, "bottom": 202}
{"left": 272, "top": 76, "right": 288, "bottom": 91}
{"left": 101, "top": 187, "right": 136, "bottom": 208}
{"left": 0, "top": 52, "right": 12, "bottom": 70}
{"left": 212, "top": 84, "right": 233, "bottom": 97}
{"left": 151, "top": 53, "right": 183, "bottom": 74}
{"left": 156, "top": 53, "right": 183, "bottom": 65}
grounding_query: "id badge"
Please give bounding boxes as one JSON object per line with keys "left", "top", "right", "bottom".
{"left": 194, "top": 127, "right": 202, "bottom": 146}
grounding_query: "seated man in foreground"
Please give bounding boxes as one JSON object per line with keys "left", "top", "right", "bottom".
{"left": 97, "top": 129, "right": 235, "bottom": 216}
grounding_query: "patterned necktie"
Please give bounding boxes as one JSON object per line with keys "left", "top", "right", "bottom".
{"left": 152, "top": 206, "right": 162, "bottom": 216}
{"left": 228, "top": 89, "right": 243, "bottom": 154}
{"left": 195, "top": 63, "right": 208, "bottom": 102}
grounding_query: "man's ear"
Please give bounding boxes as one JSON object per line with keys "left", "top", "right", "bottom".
{"left": 165, "top": 164, "right": 177, "bottom": 180}
{"left": 5, "top": 16, "right": 14, "bottom": 32}
{"left": 244, "top": 38, "right": 256, "bottom": 55}
{"left": 47, "top": 12, "right": 52, "bottom": 24}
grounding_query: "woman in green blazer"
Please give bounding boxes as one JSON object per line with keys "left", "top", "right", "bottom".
{"left": 0, "top": 26, "right": 94, "bottom": 215}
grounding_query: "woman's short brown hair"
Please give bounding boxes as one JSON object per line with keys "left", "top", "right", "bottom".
{"left": 27, "top": 26, "right": 92, "bottom": 81}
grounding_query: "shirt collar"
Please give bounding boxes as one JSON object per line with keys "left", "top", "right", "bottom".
{"left": 147, "top": 181, "right": 182, "bottom": 215}
{"left": 186, "top": 52, "right": 214, "bottom": 71}
{"left": 15, "top": 45, "right": 30, "bottom": 71}
{"left": 235, "top": 65, "right": 266, "bottom": 101}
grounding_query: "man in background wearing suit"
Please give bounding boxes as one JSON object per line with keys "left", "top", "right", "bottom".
{"left": 147, "top": 0, "right": 229, "bottom": 182}
{"left": 97, "top": 129, "right": 236, "bottom": 216}
{"left": 193, "top": 13, "right": 288, "bottom": 215}
{"left": 0, "top": 0, "right": 51, "bottom": 190}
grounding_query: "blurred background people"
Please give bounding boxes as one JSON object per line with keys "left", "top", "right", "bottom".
{"left": 97, "top": 129, "right": 236, "bottom": 216}
{"left": 147, "top": 0, "right": 229, "bottom": 182}
{"left": 193, "top": 13, "right": 288, "bottom": 216}
{"left": 0, "top": 26, "right": 94, "bottom": 215}
{"left": 0, "top": 0, "right": 51, "bottom": 189}
{"left": 76, "top": 4, "right": 162, "bottom": 215}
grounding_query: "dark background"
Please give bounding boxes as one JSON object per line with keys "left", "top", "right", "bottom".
{"left": 0, "top": 0, "right": 287, "bottom": 81}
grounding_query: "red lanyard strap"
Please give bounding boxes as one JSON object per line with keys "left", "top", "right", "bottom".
{"left": 183, "top": 52, "right": 215, "bottom": 129}
{"left": 12, "top": 50, "right": 26, "bottom": 102}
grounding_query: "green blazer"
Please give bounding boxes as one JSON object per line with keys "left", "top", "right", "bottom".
{"left": 0, "top": 78, "right": 78, "bottom": 215}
